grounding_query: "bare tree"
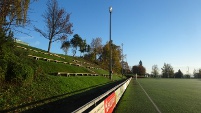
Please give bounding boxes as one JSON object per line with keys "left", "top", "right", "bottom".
{"left": 161, "top": 63, "right": 174, "bottom": 78}
{"left": 90, "top": 37, "right": 102, "bottom": 60}
{"left": 34, "top": 0, "right": 73, "bottom": 52}
{"left": 151, "top": 64, "right": 159, "bottom": 77}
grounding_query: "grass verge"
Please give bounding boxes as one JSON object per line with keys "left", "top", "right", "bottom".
{"left": 0, "top": 75, "right": 124, "bottom": 112}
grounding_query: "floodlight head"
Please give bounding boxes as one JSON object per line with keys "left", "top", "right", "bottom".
{"left": 109, "top": 6, "right": 112, "bottom": 13}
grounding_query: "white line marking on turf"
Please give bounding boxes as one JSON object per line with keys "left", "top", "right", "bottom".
{"left": 137, "top": 80, "right": 162, "bottom": 113}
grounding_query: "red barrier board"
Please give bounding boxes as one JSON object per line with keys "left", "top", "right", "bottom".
{"left": 104, "top": 92, "right": 116, "bottom": 113}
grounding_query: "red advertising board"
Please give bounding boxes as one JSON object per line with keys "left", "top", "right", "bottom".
{"left": 104, "top": 92, "right": 116, "bottom": 113}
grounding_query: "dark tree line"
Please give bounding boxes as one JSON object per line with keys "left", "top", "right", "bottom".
{"left": 193, "top": 69, "right": 201, "bottom": 78}
{"left": 151, "top": 63, "right": 188, "bottom": 78}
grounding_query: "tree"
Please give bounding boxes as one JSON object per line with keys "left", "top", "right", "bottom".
{"left": 161, "top": 63, "right": 174, "bottom": 78}
{"left": 151, "top": 64, "right": 159, "bottom": 77}
{"left": 122, "top": 61, "right": 130, "bottom": 74}
{"left": 132, "top": 61, "right": 146, "bottom": 76}
{"left": 101, "top": 42, "right": 110, "bottom": 67}
{"left": 0, "top": 0, "right": 31, "bottom": 28}
{"left": 183, "top": 74, "right": 190, "bottom": 78}
{"left": 0, "top": 0, "right": 39, "bottom": 35}
{"left": 138, "top": 65, "right": 146, "bottom": 76}
{"left": 61, "top": 40, "right": 70, "bottom": 55}
{"left": 79, "top": 39, "right": 87, "bottom": 56}
{"left": 82, "top": 45, "right": 91, "bottom": 60}
{"left": 90, "top": 37, "right": 102, "bottom": 61}
{"left": 83, "top": 52, "right": 95, "bottom": 62}
{"left": 34, "top": 0, "right": 73, "bottom": 52}
{"left": 174, "top": 69, "right": 183, "bottom": 78}
{"left": 193, "top": 69, "right": 201, "bottom": 78}
{"left": 99, "top": 42, "right": 122, "bottom": 73}
{"left": 199, "top": 69, "right": 201, "bottom": 78}
{"left": 139, "top": 60, "right": 142, "bottom": 66}
{"left": 86, "top": 45, "right": 91, "bottom": 52}
{"left": 111, "top": 44, "right": 122, "bottom": 73}
{"left": 132, "top": 65, "right": 138, "bottom": 75}
{"left": 0, "top": 29, "right": 14, "bottom": 57}
{"left": 70, "top": 34, "right": 82, "bottom": 56}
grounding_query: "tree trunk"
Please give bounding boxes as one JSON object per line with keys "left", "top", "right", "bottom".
{"left": 48, "top": 40, "right": 52, "bottom": 53}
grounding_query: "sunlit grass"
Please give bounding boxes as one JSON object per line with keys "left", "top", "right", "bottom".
{"left": 138, "top": 78, "right": 201, "bottom": 113}
{"left": 37, "top": 60, "right": 91, "bottom": 73}
{"left": 0, "top": 76, "right": 112, "bottom": 111}
{"left": 16, "top": 43, "right": 108, "bottom": 75}
{"left": 115, "top": 78, "right": 201, "bottom": 113}
{"left": 114, "top": 79, "right": 158, "bottom": 113}
{"left": 0, "top": 43, "right": 126, "bottom": 112}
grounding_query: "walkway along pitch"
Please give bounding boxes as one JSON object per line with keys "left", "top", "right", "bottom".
{"left": 114, "top": 79, "right": 160, "bottom": 113}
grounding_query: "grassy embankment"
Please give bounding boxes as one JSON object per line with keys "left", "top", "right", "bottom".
{"left": 16, "top": 43, "right": 108, "bottom": 74}
{"left": 0, "top": 43, "right": 125, "bottom": 112}
{"left": 115, "top": 78, "right": 201, "bottom": 113}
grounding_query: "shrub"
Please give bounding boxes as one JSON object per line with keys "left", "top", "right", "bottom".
{"left": 0, "top": 45, "right": 40, "bottom": 86}
{"left": 5, "top": 61, "right": 34, "bottom": 86}
{"left": 0, "top": 67, "right": 5, "bottom": 83}
{"left": 34, "top": 66, "right": 45, "bottom": 80}
{"left": 0, "top": 26, "right": 41, "bottom": 86}
{"left": 0, "top": 59, "right": 8, "bottom": 82}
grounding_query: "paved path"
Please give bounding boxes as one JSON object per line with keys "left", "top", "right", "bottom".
{"left": 114, "top": 79, "right": 159, "bottom": 113}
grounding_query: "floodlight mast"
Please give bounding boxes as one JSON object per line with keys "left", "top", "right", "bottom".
{"left": 109, "top": 6, "right": 112, "bottom": 80}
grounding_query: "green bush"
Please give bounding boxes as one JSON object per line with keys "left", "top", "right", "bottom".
{"left": 5, "top": 61, "right": 34, "bottom": 86}
{"left": 0, "top": 27, "right": 40, "bottom": 86}
{"left": 34, "top": 66, "right": 45, "bottom": 80}
{"left": 0, "top": 67, "right": 5, "bottom": 82}
{"left": 0, "top": 59, "right": 8, "bottom": 82}
{"left": 0, "top": 45, "right": 39, "bottom": 86}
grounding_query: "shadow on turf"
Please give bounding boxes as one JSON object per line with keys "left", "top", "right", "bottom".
{"left": 1, "top": 79, "right": 125, "bottom": 113}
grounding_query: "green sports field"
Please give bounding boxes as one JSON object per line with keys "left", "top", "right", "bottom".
{"left": 115, "top": 78, "right": 201, "bottom": 113}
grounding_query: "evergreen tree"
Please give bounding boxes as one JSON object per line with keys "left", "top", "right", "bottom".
{"left": 174, "top": 69, "right": 183, "bottom": 78}
{"left": 139, "top": 60, "right": 142, "bottom": 66}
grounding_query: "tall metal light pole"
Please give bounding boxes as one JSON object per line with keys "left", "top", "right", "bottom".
{"left": 109, "top": 6, "right": 112, "bottom": 80}
{"left": 121, "top": 43, "right": 124, "bottom": 76}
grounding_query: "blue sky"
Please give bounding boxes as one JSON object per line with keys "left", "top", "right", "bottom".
{"left": 16, "top": 0, "right": 201, "bottom": 75}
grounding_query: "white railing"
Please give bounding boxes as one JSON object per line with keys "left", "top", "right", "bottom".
{"left": 72, "top": 77, "right": 132, "bottom": 113}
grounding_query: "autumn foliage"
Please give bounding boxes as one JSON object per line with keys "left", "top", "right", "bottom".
{"left": 132, "top": 61, "right": 146, "bottom": 76}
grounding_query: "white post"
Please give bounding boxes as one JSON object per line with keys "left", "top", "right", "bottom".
{"left": 136, "top": 74, "right": 137, "bottom": 80}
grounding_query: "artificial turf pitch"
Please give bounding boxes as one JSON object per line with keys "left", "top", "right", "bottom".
{"left": 114, "top": 78, "right": 201, "bottom": 113}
